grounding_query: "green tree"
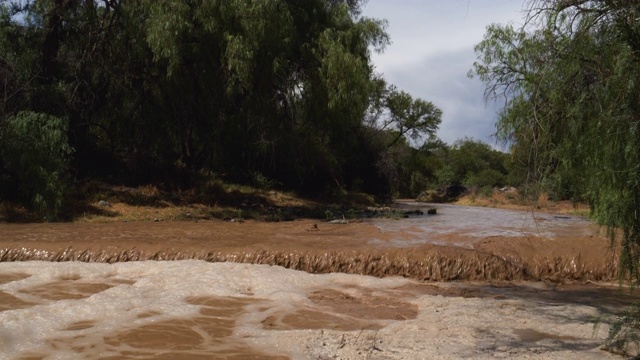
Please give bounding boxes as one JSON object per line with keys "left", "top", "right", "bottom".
{"left": 0, "top": 0, "right": 446, "bottom": 210}
{"left": 433, "top": 138, "right": 511, "bottom": 189}
{"left": 471, "top": 1, "right": 640, "bottom": 279}
{"left": 371, "top": 84, "right": 442, "bottom": 149}
{"left": 360, "top": 80, "right": 443, "bottom": 198}
{"left": 0, "top": 0, "right": 403, "bottom": 196}
{"left": 1, "top": 112, "right": 72, "bottom": 219}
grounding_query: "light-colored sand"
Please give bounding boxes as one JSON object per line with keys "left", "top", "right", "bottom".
{"left": 0, "top": 261, "right": 623, "bottom": 359}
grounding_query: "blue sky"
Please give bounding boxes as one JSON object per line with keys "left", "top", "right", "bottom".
{"left": 361, "top": 1, "right": 526, "bottom": 147}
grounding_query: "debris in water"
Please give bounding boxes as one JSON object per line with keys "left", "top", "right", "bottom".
{"left": 328, "top": 219, "right": 348, "bottom": 225}
{"left": 225, "top": 218, "right": 244, "bottom": 223}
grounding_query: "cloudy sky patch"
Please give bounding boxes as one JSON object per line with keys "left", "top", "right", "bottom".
{"left": 361, "top": 0, "right": 525, "bottom": 146}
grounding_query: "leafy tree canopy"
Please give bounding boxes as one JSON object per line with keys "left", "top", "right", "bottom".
{"left": 471, "top": 0, "right": 640, "bottom": 280}
{"left": 0, "top": 0, "right": 448, "bottom": 214}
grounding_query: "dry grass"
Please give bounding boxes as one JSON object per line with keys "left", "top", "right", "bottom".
{"left": 0, "top": 202, "right": 40, "bottom": 222}
{"left": 455, "top": 190, "right": 590, "bottom": 217}
{"left": 76, "top": 202, "right": 221, "bottom": 223}
{"left": 73, "top": 181, "right": 315, "bottom": 223}
{"left": 0, "top": 180, "right": 379, "bottom": 223}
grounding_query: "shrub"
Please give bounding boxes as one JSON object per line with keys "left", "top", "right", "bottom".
{"left": 603, "top": 303, "right": 640, "bottom": 356}
{"left": 1, "top": 112, "right": 73, "bottom": 219}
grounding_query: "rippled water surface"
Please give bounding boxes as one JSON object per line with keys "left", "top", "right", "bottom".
{"left": 373, "top": 202, "right": 594, "bottom": 248}
{"left": 0, "top": 203, "right": 630, "bottom": 359}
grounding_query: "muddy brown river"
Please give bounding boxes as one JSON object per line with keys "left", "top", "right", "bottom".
{"left": 0, "top": 202, "right": 635, "bottom": 359}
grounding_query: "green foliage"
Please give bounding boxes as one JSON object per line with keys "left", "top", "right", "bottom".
{"left": 435, "top": 165, "right": 456, "bottom": 187}
{"left": 465, "top": 169, "right": 505, "bottom": 189}
{"left": 473, "top": 3, "right": 640, "bottom": 351}
{"left": 432, "top": 138, "right": 512, "bottom": 189}
{"left": 360, "top": 80, "right": 444, "bottom": 198}
{"left": 1, "top": 111, "right": 72, "bottom": 218}
{"left": 383, "top": 86, "right": 442, "bottom": 148}
{"left": 604, "top": 303, "right": 640, "bottom": 356}
{"left": 471, "top": 0, "right": 640, "bottom": 282}
{"left": 324, "top": 209, "right": 334, "bottom": 221}
{"left": 251, "top": 172, "right": 280, "bottom": 191}
{"left": 0, "top": 0, "right": 453, "bottom": 211}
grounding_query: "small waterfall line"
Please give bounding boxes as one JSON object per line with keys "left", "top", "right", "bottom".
{"left": 0, "top": 247, "right": 619, "bottom": 282}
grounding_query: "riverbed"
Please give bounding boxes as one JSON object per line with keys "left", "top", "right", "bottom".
{"left": 0, "top": 202, "right": 634, "bottom": 359}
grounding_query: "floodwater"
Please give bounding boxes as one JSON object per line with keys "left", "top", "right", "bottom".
{"left": 0, "top": 202, "right": 634, "bottom": 359}
{"left": 376, "top": 202, "right": 595, "bottom": 247}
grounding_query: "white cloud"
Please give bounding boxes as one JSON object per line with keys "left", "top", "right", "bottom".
{"left": 362, "top": 0, "right": 526, "bottom": 145}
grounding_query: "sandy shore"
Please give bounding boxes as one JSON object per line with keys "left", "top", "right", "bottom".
{"left": 0, "top": 261, "right": 627, "bottom": 359}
